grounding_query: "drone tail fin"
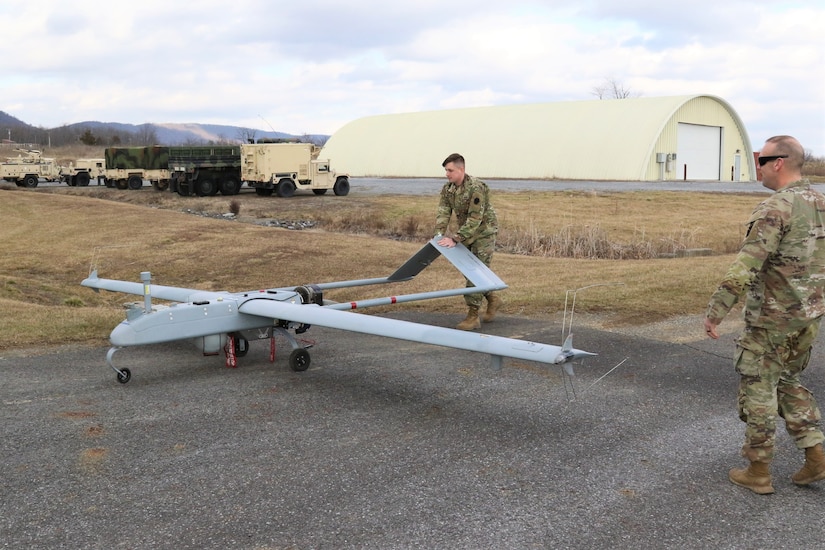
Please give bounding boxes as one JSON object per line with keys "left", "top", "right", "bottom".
{"left": 556, "top": 333, "right": 593, "bottom": 376}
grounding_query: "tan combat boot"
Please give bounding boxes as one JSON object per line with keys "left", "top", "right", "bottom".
{"left": 456, "top": 306, "right": 481, "bottom": 331}
{"left": 481, "top": 294, "right": 503, "bottom": 323}
{"left": 791, "top": 443, "right": 825, "bottom": 485}
{"left": 729, "top": 460, "right": 774, "bottom": 495}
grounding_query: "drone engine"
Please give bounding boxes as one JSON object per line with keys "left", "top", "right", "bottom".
{"left": 295, "top": 284, "right": 324, "bottom": 306}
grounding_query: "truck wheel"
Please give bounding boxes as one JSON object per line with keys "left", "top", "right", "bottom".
{"left": 196, "top": 177, "right": 218, "bottom": 196}
{"left": 255, "top": 187, "right": 273, "bottom": 197}
{"left": 219, "top": 177, "right": 241, "bottom": 196}
{"left": 76, "top": 172, "right": 91, "bottom": 187}
{"left": 127, "top": 175, "right": 143, "bottom": 190}
{"left": 276, "top": 178, "right": 295, "bottom": 198}
{"left": 24, "top": 175, "right": 39, "bottom": 188}
{"left": 333, "top": 176, "right": 350, "bottom": 196}
{"left": 153, "top": 180, "right": 169, "bottom": 192}
{"left": 116, "top": 179, "right": 128, "bottom": 190}
{"left": 177, "top": 182, "right": 191, "bottom": 196}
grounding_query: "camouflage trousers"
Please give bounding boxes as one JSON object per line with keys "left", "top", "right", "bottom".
{"left": 463, "top": 235, "right": 496, "bottom": 309}
{"left": 734, "top": 322, "right": 825, "bottom": 462}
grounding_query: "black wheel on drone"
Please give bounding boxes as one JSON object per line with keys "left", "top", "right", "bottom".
{"left": 232, "top": 334, "right": 250, "bottom": 357}
{"left": 116, "top": 368, "right": 131, "bottom": 384}
{"left": 289, "top": 348, "right": 311, "bottom": 372}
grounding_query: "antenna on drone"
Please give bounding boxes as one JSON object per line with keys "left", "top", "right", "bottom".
{"left": 560, "top": 282, "right": 626, "bottom": 400}
{"left": 562, "top": 282, "right": 625, "bottom": 341}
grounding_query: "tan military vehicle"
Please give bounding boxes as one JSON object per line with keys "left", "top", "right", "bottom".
{"left": 241, "top": 142, "right": 349, "bottom": 197}
{"left": 0, "top": 149, "right": 61, "bottom": 187}
{"left": 62, "top": 158, "right": 106, "bottom": 186}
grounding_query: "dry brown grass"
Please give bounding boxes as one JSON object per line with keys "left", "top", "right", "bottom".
{"left": 55, "top": 185, "right": 760, "bottom": 257}
{"left": 1, "top": 185, "right": 759, "bottom": 351}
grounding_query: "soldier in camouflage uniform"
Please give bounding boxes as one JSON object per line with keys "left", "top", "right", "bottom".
{"left": 704, "top": 135, "right": 825, "bottom": 494}
{"left": 435, "top": 153, "right": 501, "bottom": 331}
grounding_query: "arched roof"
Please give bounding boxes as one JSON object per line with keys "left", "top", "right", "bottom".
{"left": 321, "top": 95, "right": 754, "bottom": 181}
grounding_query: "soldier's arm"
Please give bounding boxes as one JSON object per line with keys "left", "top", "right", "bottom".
{"left": 705, "top": 201, "right": 785, "bottom": 323}
{"left": 435, "top": 189, "right": 453, "bottom": 236}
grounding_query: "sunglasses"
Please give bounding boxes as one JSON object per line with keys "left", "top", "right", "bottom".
{"left": 757, "top": 155, "right": 788, "bottom": 166}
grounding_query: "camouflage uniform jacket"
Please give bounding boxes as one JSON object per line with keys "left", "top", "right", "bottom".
{"left": 706, "top": 179, "right": 825, "bottom": 332}
{"left": 435, "top": 175, "right": 498, "bottom": 246}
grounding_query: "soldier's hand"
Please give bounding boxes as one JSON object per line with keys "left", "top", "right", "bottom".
{"left": 437, "top": 236, "right": 456, "bottom": 248}
{"left": 703, "top": 318, "right": 719, "bottom": 339}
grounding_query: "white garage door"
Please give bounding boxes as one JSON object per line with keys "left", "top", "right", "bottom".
{"left": 677, "top": 123, "right": 722, "bottom": 180}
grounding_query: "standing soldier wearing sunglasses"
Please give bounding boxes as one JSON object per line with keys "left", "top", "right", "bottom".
{"left": 704, "top": 135, "right": 825, "bottom": 494}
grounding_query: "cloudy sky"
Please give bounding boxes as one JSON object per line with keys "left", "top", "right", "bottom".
{"left": 1, "top": 0, "right": 823, "bottom": 154}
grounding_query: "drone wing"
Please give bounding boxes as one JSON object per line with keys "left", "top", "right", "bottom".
{"left": 238, "top": 297, "right": 595, "bottom": 367}
{"left": 81, "top": 272, "right": 229, "bottom": 304}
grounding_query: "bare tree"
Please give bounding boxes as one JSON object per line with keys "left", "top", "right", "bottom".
{"left": 214, "top": 133, "right": 236, "bottom": 145}
{"left": 236, "top": 127, "right": 258, "bottom": 144}
{"left": 134, "top": 124, "right": 159, "bottom": 145}
{"left": 803, "top": 148, "right": 816, "bottom": 163}
{"left": 592, "top": 77, "right": 640, "bottom": 99}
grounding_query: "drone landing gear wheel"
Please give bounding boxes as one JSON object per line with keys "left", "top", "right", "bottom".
{"left": 116, "top": 368, "right": 132, "bottom": 384}
{"left": 106, "top": 346, "right": 131, "bottom": 384}
{"left": 233, "top": 334, "right": 249, "bottom": 357}
{"left": 289, "top": 348, "right": 311, "bottom": 372}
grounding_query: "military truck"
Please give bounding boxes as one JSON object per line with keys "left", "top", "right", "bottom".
{"left": 241, "top": 142, "right": 349, "bottom": 197}
{"left": 0, "top": 149, "right": 61, "bottom": 187}
{"left": 62, "top": 158, "right": 105, "bottom": 186}
{"left": 103, "top": 146, "right": 170, "bottom": 190}
{"left": 168, "top": 145, "right": 243, "bottom": 196}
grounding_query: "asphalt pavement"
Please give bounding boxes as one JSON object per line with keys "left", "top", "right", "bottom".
{"left": 348, "top": 177, "right": 777, "bottom": 196}
{"left": 34, "top": 176, "right": 781, "bottom": 196}
{"left": 3, "top": 312, "right": 824, "bottom": 549}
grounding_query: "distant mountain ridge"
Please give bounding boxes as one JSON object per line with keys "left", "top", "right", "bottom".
{"left": 0, "top": 110, "right": 328, "bottom": 145}
{"left": 66, "top": 120, "right": 327, "bottom": 145}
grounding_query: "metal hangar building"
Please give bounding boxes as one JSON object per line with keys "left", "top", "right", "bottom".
{"left": 320, "top": 94, "right": 756, "bottom": 182}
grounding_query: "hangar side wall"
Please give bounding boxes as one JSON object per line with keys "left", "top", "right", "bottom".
{"left": 645, "top": 97, "right": 754, "bottom": 182}
{"left": 322, "top": 100, "right": 672, "bottom": 181}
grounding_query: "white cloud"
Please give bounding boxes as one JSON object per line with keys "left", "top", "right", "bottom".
{"left": 0, "top": 0, "right": 823, "bottom": 153}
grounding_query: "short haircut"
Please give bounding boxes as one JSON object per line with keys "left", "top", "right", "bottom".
{"left": 765, "top": 135, "right": 804, "bottom": 171}
{"left": 442, "top": 153, "right": 465, "bottom": 168}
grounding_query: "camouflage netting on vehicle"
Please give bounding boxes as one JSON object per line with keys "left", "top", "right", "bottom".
{"left": 105, "top": 146, "right": 169, "bottom": 170}
{"left": 168, "top": 146, "right": 241, "bottom": 170}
